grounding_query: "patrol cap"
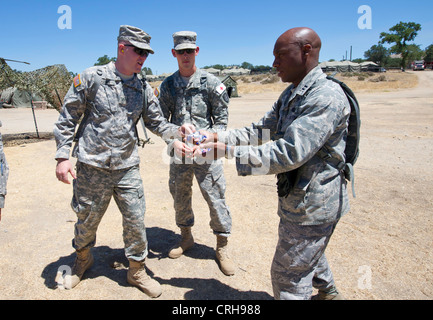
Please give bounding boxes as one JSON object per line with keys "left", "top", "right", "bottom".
{"left": 118, "top": 25, "right": 154, "bottom": 54}
{"left": 173, "top": 31, "right": 197, "bottom": 50}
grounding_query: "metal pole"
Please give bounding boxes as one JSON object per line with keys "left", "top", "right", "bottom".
{"left": 27, "top": 91, "right": 40, "bottom": 138}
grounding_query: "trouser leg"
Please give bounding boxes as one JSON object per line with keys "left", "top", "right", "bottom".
{"left": 71, "top": 162, "right": 113, "bottom": 251}
{"left": 169, "top": 163, "right": 194, "bottom": 227}
{"left": 270, "top": 220, "right": 338, "bottom": 300}
{"left": 112, "top": 165, "right": 148, "bottom": 261}
{"left": 194, "top": 160, "right": 231, "bottom": 235}
{"left": 312, "top": 253, "right": 336, "bottom": 292}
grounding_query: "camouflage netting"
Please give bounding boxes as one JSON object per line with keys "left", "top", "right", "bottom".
{"left": 0, "top": 58, "right": 72, "bottom": 112}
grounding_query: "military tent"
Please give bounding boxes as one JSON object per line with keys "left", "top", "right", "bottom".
{"left": 221, "top": 67, "right": 250, "bottom": 76}
{"left": 218, "top": 75, "right": 238, "bottom": 98}
{"left": 203, "top": 68, "right": 221, "bottom": 76}
{"left": 0, "top": 87, "right": 44, "bottom": 108}
{"left": 319, "top": 61, "right": 361, "bottom": 72}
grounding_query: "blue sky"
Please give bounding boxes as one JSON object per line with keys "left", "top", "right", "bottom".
{"left": 2, "top": 0, "right": 433, "bottom": 75}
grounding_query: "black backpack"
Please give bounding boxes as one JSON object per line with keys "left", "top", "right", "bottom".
{"left": 324, "top": 76, "right": 360, "bottom": 197}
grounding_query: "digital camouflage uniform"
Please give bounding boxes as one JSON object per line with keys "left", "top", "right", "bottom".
{"left": 157, "top": 68, "right": 232, "bottom": 236}
{"left": 218, "top": 66, "right": 351, "bottom": 299}
{"left": 0, "top": 121, "right": 9, "bottom": 209}
{"left": 54, "top": 61, "right": 178, "bottom": 261}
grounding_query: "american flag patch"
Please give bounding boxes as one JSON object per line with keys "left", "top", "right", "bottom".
{"left": 73, "top": 74, "right": 81, "bottom": 87}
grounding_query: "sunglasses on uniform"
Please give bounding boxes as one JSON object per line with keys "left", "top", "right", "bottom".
{"left": 124, "top": 44, "right": 149, "bottom": 57}
{"left": 176, "top": 49, "right": 195, "bottom": 55}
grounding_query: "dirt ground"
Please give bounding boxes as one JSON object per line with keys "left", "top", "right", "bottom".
{"left": 0, "top": 70, "right": 432, "bottom": 301}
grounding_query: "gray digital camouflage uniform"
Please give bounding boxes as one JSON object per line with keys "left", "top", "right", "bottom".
{"left": 0, "top": 121, "right": 9, "bottom": 209}
{"left": 157, "top": 69, "right": 232, "bottom": 235}
{"left": 218, "top": 66, "right": 351, "bottom": 299}
{"left": 54, "top": 61, "right": 178, "bottom": 261}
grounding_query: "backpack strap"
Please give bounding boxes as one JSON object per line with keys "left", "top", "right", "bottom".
{"left": 136, "top": 76, "right": 150, "bottom": 147}
{"left": 73, "top": 71, "right": 102, "bottom": 142}
{"left": 321, "top": 75, "right": 360, "bottom": 198}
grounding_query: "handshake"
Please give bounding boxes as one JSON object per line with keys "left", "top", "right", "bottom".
{"left": 176, "top": 124, "right": 232, "bottom": 160}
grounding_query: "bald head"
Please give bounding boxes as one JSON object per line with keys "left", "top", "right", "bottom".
{"left": 279, "top": 27, "right": 321, "bottom": 61}
{"left": 273, "top": 27, "right": 322, "bottom": 85}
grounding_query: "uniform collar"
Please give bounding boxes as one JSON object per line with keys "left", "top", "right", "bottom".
{"left": 288, "top": 65, "right": 324, "bottom": 101}
{"left": 173, "top": 68, "right": 203, "bottom": 89}
{"left": 105, "top": 61, "right": 142, "bottom": 90}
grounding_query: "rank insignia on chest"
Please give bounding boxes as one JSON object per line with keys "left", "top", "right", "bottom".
{"left": 154, "top": 87, "right": 160, "bottom": 98}
{"left": 73, "top": 74, "right": 81, "bottom": 87}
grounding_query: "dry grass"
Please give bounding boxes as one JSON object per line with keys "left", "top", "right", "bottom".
{"left": 148, "top": 70, "right": 419, "bottom": 95}
{"left": 335, "top": 70, "right": 419, "bottom": 93}
{"left": 235, "top": 70, "right": 418, "bottom": 95}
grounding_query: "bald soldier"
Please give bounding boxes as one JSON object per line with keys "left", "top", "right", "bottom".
{"left": 197, "top": 27, "right": 350, "bottom": 300}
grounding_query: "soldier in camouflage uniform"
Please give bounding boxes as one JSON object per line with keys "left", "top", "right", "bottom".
{"left": 54, "top": 25, "right": 181, "bottom": 298}
{"left": 198, "top": 27, "right": 350, "bottom": 299}
{"left": 0, "top": 121, "right": 9, "bottom": 223}
{"left": 156, "top": 31, "right": 235, "bottom": 276}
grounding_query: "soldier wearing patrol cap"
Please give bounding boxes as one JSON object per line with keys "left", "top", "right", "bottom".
{"left": 54, "top": 25, "right": 182, "bottom": 298}
{"left": 156, "top": 31, "right": 235, "bottom": 276}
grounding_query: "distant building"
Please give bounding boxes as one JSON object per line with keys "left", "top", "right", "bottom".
{"left": 218, "top": 75, "right": 238, "bottom": 98}
{"left": 203, "top": 67, "right": 221, "bottom": 76}
{"left": 221, "top": 67, "right": 250, "bottom": 76}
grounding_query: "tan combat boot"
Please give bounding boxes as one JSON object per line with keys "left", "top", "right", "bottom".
{"left": 168, "top": 227, "right": 194, "bottom": 259}
{"left": 216, "top": 235, "right": 235, "bottom": 276}
{"left": 69, "top": 248, "right": 94, "bottom": 289}
{"left": 127, "top": 259, "right": 162, "bottom": 298}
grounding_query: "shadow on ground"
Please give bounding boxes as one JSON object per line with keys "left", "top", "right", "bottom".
{"left": 41, "top": 227, "right": 273, "bottom": 300}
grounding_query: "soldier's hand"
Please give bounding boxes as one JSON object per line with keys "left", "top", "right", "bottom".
{"left": 178, "top": 123, "right": 196, "bottom": 139}
{"left": 56, "top": 159, "right": 76, "bottom": 184}
{"left": 196, "top": 142, "right": 226, "bottom": 160}
{"left": 197, "top": 130, "right": 217, "bottom": 143}
{"left": 173, "top": 140, "right": 194, "bottom": 158}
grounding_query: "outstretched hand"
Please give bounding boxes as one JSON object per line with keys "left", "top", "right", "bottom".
{"left": 192, "top": 141, "right": 227, "bottom": 160}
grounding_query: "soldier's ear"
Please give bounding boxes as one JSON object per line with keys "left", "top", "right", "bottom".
{"left": 302, "top": 43, "right": 312, "bottom": 56}
{"left": 171, "top": 49, "right": 177, "bottom": 58}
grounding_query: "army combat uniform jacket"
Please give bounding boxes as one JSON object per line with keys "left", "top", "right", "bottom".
{"left": 0, "top": 121, "right": 9, "bottom": 208}
{"left": 54, "top": 62, "right": 178, "bottom": 169}
{"left": 157, "top": 68, "right": 229, "bottom": 141}
{"left": 218, "top": 66, "right": 351, "bottom": 225}
{"left": 156, "top": 69, "right": 232, "bottom": 235}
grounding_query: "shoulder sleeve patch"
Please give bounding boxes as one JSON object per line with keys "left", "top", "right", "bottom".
{"left": 154, "top": 87, "right": 160, "bottom": 98}
{"left": 73, "top": 74, "right": 81, "bottom": 87}
{"left": 216, "top": 83, "right": 226, "bottom": 95}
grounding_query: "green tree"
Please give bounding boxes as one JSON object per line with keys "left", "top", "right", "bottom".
{"left": 141, "top": 67, "right": 153, "bottom": 76}
{"left": 406, "top": 44, "right": 424, "bottom": 62}
{"left": 94, "top": 55, "right": 116, "bottom": 66}
{"left": 380, "top": 21, "right": 422, "bottom": 69}
{"left": 424, "top": 44, "right": 433, "bottom": 63}
{"left": 241, "top": 62, "right": 254, "bottom": 70}
{"left": 364, "top": 43, "right": 389, "bottom": 66}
